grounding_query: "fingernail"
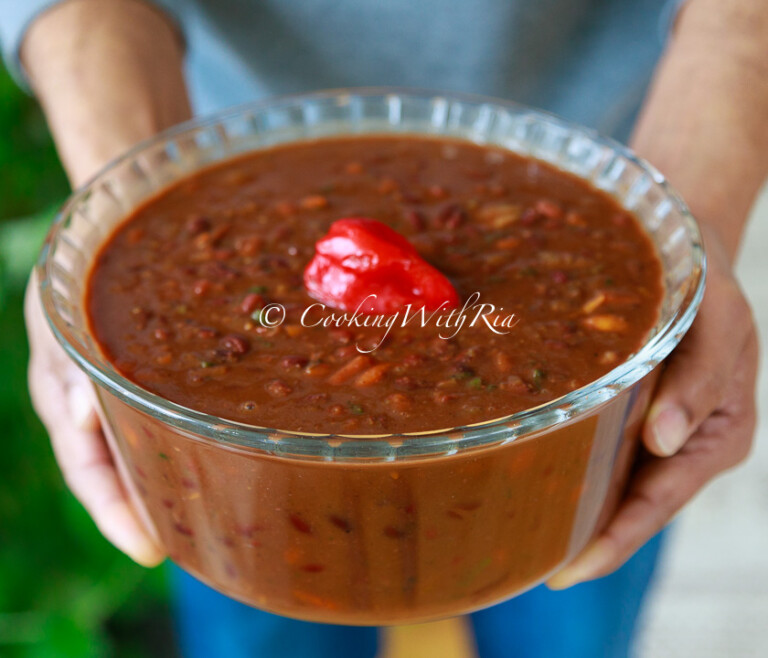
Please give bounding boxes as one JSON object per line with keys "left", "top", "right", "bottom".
{"left": 652, "top": 405, "right": 689, "bottom": 456}
{"left": 102, "top": 500, "right": 165, "bottom": 567}
{"left": 547, "top": 540, "right": 611, "bottom": 590}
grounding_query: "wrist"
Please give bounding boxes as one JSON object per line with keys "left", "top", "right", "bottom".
{"left": 21, "top": 0, "right": 191, "bottom": 187}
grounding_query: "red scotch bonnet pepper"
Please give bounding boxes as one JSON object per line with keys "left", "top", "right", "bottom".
{"left": 304, "top": 218, "right": 461, "bottom": 314}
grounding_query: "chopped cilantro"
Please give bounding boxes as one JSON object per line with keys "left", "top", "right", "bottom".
{"left": 250, "top": 308, "right": 266, "bottom": 323}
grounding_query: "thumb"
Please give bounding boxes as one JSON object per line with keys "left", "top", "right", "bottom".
{"left": 643, "top": 274, "right": 751, "bottom": 456}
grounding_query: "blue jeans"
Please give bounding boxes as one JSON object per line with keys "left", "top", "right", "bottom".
{"left": 173, "top": 531, "right": 665, "bottom": 658}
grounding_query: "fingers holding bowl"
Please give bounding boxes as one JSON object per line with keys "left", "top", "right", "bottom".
{"left": 643, "top": 256, "right": 754, "bottom": 457}
{"left": 26, "top": 277, "right": 165, "bottom": 567}
{"left": 548, "top": 321, "right": 758, "bottom": 590}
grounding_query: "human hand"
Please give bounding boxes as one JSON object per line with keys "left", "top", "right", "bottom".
{"left": 21, "top": 0, "right": 190, "bottom": 564}
{"left": 548, "top": 223, "right": 758, "bottom": 588}
{"left": 26, "top": 272, "right": 165, "bottom": 565}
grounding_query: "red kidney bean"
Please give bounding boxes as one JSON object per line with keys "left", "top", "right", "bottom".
{"left": 404, "top": 209, "right": 426, "bottom": 231}
{"left": 197, "top": 328, "right": 217, "bottom": 339}
{"left": 520, "top": 208, "right": 541, "bottom": 226}
{"left": 383, "top": 526, "right": 406, "bottom": 539}
{"left": 289, "top": 514, "right": 312, "bottom": 534}
{"left": 329, "top": 515, "right": 353, "bottom": 533}
{"left": 220, "top": 334, "right": 250, "bottom": 355}
{"left": 240, "top": 293, "right": 264, "bottom": 315}
{"left": 435, "top": 203, "right": 466, "bottom": 229}
{"left": 301, "top": 564, "right": 325, "bottom": 573}
{"left": 185, "top": 214, "right": 211, "bottom": 235}
{"left": 551, "top": 270, "right": 568, "bottom": 285}
{"left": 281, "top": 355, "right": 309, "bottom": 369}
{"left": 173, "top": 522, "right": 195, "bottom": 537}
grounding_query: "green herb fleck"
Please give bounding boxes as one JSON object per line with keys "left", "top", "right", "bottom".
{"left": 249, "top": 285, "right": 268, "bottom": 294}
{"left": 250, "top": 308, "right": 266, "bottom": 324}
{"left": 604, "top": 277, "right": 615, "bottom": 287}
{"left": 467, "top": 377, "right": 484, "bottom": 389}
{"left": 520, "top": 266, "right": 538, "bottom": 277}
{"left": 348, "top": 403, "right": 364, "bottom": 415}
{"left": 200, "top": 360, "right": 214, "bottom": 369}
{"left": 532, "top": 368, "right": 546, "bottom": 386}
{"left": 175, "top": 304, "right": 188, "bottom": 314}
{"left": 158, "top": 452, "right": 170, "bottom": 461}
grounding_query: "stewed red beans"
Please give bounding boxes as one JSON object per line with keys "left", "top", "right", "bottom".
{"left": 86, "top": 135, "right": 663, "bottom": 434}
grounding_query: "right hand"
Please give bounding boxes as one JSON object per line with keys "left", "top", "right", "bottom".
{"left": 26, "top": 272, "right": 165, "bottom": 566}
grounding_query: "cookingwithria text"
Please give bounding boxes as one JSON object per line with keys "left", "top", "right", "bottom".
{"left": 253, "top": 292, "right": 519, "bottom": 353}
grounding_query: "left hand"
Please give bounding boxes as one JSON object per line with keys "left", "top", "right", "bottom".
{"left": 548, "top": 223, "right": 759, "bottom": 589}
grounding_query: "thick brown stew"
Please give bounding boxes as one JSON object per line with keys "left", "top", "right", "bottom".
{"left": 87, "top": 135, "right": 662, "bottom": 435}
{"left": 86, "top": 135, "right": 664, "bottom": 623}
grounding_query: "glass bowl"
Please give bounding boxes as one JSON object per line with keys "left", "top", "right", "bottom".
{"left": 37, "top": 89, "right": 705, "bottom": 625}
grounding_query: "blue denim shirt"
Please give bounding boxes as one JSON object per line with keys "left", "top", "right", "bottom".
{"left": 0, "top": 0, "right": 680, "bottom": 141}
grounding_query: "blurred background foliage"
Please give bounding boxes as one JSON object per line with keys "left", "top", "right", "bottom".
{"left": 0, "top": 62, "right": 176, "bottom": 657}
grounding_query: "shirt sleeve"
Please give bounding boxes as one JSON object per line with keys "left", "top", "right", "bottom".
{"left": 658, "top": 0, "right": 689, "bottom": 42}
{"left": 0, "top": 0, "right": 185, "bottom": 91}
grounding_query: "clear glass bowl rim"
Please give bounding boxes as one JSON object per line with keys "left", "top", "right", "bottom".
{"left": 36, "top": 87, "right": 706, "bottom": 460}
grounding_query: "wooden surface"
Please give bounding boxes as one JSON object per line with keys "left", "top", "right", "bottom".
{"left": 380, "top": 618, "right": 476, "bottom": 658}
